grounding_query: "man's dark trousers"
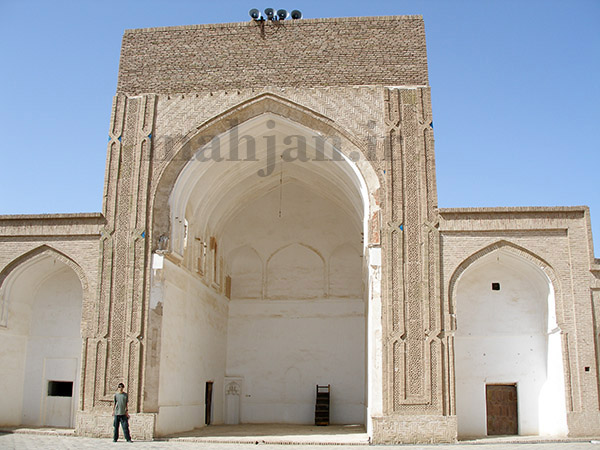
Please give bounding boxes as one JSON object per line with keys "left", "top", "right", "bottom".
{"left": 113, "top": 415, "right": 131, "bottom": 442}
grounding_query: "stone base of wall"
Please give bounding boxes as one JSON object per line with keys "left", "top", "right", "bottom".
{"left": 567, "top": 411, "right": 600, "bottom": 437}
{"left": 76, "top": 411, "right": 156, "bottom": 441}
{"left": 371, "top": 415, "right": 457, "bottom": 444}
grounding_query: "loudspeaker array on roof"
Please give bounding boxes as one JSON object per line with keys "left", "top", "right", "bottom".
{"left": 249, "top": 8, "right": 302, "bottom": 21}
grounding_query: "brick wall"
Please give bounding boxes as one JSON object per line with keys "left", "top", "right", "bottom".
{"left": 117, "top": 16, "right": 428, "bottom": 94}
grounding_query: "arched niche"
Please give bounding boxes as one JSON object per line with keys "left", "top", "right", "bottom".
{"left": 451, "top": 243, "right": 567, "bottom": 438}
{"left": 266, "top": 243, "right": 325, "bottom": 300}
{"left": 0, "top": 246, "right": 85, "bottom": 429}
{"left": 151, "top": 93, "right": 381, "bottom": 255}
{"left": 229, "top": 246, "right": 263, "bottom": 300}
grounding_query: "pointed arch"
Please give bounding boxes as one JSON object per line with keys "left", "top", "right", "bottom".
{"left": 450, "top": 239, "right": 570, "bottom": 437}
{"left": 150, "top": 92, "right": 381, "bottom": 252}
{"left": 0, "top": 245, "right": 89, "bottom": 328}
{"left": 228, "top": 245, "right": 264, "bottom": 300}
{"left": 0, "top": 245, "right": 86, "bottom": 428}
{"left": 0, "top": 245, "right": 89, "bottom": 293}
{"left": 266, "top": 243, "right": 325, "bottom": 300}
{"left": 448, "top": 240, "right": 563, "bottom": 327}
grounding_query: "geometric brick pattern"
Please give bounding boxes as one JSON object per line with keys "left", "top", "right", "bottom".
{"left": 118, "top": 16, "right": 428, "bottom": 94}
{"left": 80, "top": 93, "right": 157, "bottom": 420}
{"left": 381, "top": 87, "right": 445, "bottom": 419}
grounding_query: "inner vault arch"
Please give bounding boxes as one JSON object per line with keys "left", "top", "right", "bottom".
{"left": 147, "top": 102, "right": 382, "bottom": 436}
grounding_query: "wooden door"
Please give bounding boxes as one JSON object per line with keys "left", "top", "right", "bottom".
{"left": 486, "top": 384, "right": 518, "bottom": 435}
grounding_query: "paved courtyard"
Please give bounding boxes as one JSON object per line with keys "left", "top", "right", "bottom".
{"left": 1, "top": 429, "right": 599, "bottom": 450}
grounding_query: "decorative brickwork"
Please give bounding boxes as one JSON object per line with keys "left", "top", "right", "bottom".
{"left": 118, "top": 16, "right": 428, "bottom": 94}
{"left": 381, "top": 86, "right": 445, "bottom": 416}
{"left": 80, "top": 93, "right": 157, "bottom": 428}
{"left": 76, "top": 412, "right": 155, "bottom": 440}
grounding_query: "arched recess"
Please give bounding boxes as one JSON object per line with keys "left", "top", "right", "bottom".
{"left": 0, "top": 245, "right": 87, "bottom": 428}
{"left": 266, "top": 243, "right": 325, "bottom": 300}
{"left": 449, "top": 241, "right": 568, "bottom": 438}
{"left": 0, "top": 245, "right": 89, "bottom": 299}
{"left": 229, "top": 245, "right": 263, "bottom": 300}
{"left": 150, "top": 92, "right": 382, "bottom": 252}
{"left": 147, "top": 93, "right": 382, "bottom": 436}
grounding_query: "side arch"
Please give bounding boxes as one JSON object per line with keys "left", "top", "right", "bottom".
{"left": 450, "top": 239, "right": 571, "bottom": 436}
{"left": 0, "top": 245, "right": 90, "bottom": 327}
{"left": 0, "top": 245, "right": 89, "bottom": 293}
{"left": 0, "top": 244, "right": 87, "bottom": 428}
{"left": 448, "top": 240, "right": 564, "bottom": 328}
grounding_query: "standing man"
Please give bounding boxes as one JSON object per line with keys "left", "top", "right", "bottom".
{"left": 113, "top": 382, "right": 132, "bottom": 442}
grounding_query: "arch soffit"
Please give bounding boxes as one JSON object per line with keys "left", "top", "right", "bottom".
{"left": 193, "top": 162, "right": 363, "bottom": 234}
{"left": 448, "top": 240, "right": 563, "bottom": 325}
{"left": 152, "top": 92, "right": 382, "bottom": 245}
{"left": 0, "top": 245, "right": 89, "bottom": 294}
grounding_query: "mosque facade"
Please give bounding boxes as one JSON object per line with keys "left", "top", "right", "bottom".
{"left": 0, "top": 16, "right": 599, "bottom": 443}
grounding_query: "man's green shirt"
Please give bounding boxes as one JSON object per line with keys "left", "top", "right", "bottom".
{"left": 114, "top": 392, "right": 128, "bottom": 416}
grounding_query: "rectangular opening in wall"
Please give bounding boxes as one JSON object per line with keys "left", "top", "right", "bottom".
{"left": 205, "top": 381, "right": 213, "bottom": 425}
{"left": 492, "top": 282, "right": 500, "bottom": 291}
{"left": 486, "top": 384, "right": 517, "bottom": 435}
{"left": 47, "top": 381, "right": 73, "bottom": 397}
{"left": 225, "top": 275, "right": 232, "bottom": 299}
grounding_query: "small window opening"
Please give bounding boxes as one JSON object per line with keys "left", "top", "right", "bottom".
{"left": 48, "top": 381, "right": 73, "bottom": 397}
{"left": 225, "top": 275, "right": 232, "bottom": 299}
{"left": 585, "top": 367, "right": 591, "bottom": 372}
{"left": 492, "top": 282, "right": 500, "bottom": 291}
{"left": 183, "top": 219, "right": 189, "bottom": 249}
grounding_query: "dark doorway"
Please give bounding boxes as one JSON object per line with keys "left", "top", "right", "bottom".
{"left": 486, "top": 384, "right": 518, "bottom": 435}
{"left": 205, "top": 381, "right": 213, "bottom": 425}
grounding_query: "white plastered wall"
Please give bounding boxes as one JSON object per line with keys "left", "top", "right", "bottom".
{"left": 454, "top": 249, "right": 567, "bottom": 437}
{"left": 154, "top": 259, "right": 229, "bottom": 435}
{"left": 223, "top": 183, "right": 364, "bottom": 424}
{"left": 0, "top": 256, "right": 82, "bottom": 428}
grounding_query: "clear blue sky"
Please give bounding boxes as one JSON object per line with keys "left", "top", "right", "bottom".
{"left": 1, "top": 1, "right": 598, "bottom": 252}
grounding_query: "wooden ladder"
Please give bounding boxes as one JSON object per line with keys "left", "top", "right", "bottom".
{"left": 315, "top": 384, "right": 330, "bottom": 426}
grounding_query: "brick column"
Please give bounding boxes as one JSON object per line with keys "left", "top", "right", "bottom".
{"left": 372, "top": 87, "right": 456, "bottom": 444}
{"left": 77, "top": 94, "right": 157, "bottom": 439}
